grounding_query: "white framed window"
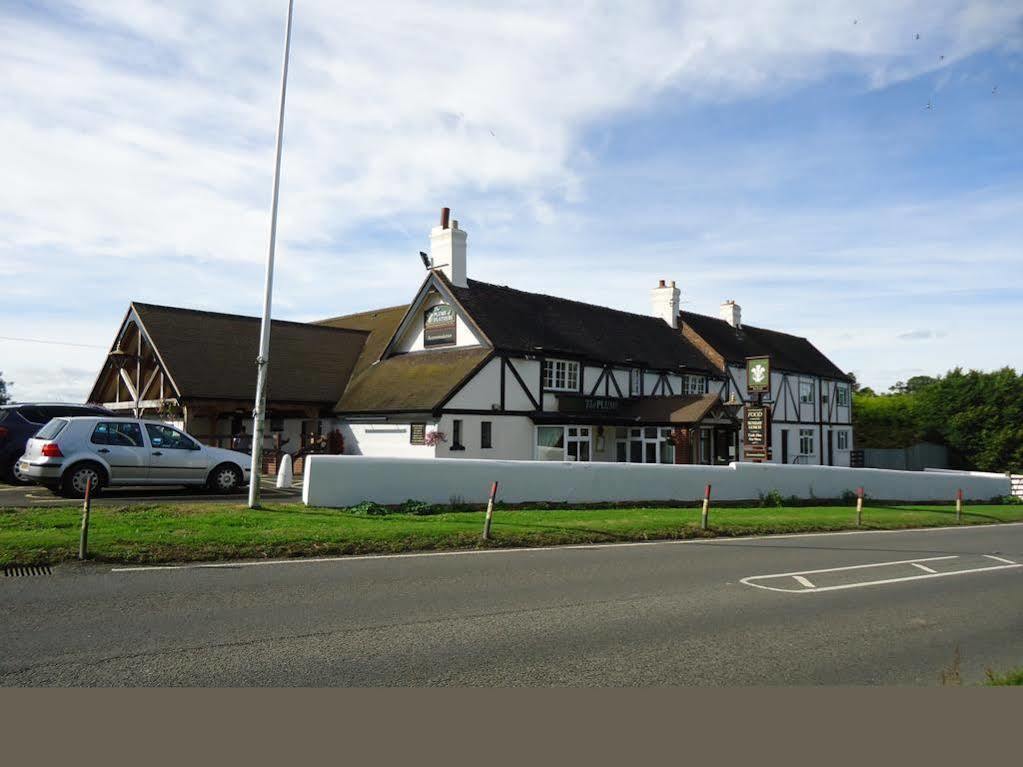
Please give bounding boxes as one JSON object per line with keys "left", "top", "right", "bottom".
{"left": 684, "top": 375, "right": 707, "bottom": 395}
{"left": 799, "top": 428, "right": 815, "bottom": 455}
{"left": 836, "top": 384, "right": 850, "bottom": 407}
{"left": 535, "top": 425, "right": 590, "bottom": 461}
{"left": 543, "top": 359, "right": 579, "bottom": 392}
{"left": 615, "top": 426, "right": 675, "bottom": 464}
{"left": 837, "top": 430, "right": 849, "bottom": 450}
{"left": 630, "top": 368, "right": 642, "bottom": 397}
{"left": 799, "top": 380, "right": 815, "bottom": 404}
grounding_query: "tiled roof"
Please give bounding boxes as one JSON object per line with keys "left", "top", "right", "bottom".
{"left": 447, "top": 278, "right": 716, "bottom": 373}
{"left": 130, "top": 303, "right": 368, "bottom": 404}
{"left": 681, "top": 312, "right": 850, "bottom": 380}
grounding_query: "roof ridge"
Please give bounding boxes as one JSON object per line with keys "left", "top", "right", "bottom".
{"left": 315, "top": 304, "right": 410, "bottom": 325}
{"left": 464, "top": 279, "right": 673, "bottom": 326}
{"left": 681, "top": 310, "right": 809, "bottom": 341}
{"left": 131, "top": 301, "right": 369, "bottom": 334}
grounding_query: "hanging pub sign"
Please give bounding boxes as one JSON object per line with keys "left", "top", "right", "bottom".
{"left": 423, "top": 304, "right": 457, "bottom": 347}
{"left": 744, "top": 404, "right": 771, "bottom": 459}
{"left": 746, "top": 355, "right": 771, "bottom": 396}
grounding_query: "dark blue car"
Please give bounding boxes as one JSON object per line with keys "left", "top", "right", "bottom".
{"left": 0, "top": 403, "right": 114, "bottom": 484}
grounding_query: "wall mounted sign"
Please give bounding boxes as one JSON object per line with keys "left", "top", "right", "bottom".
{"left": 744, "top": 405, "right": 770, "bottom": 455}
{"left": 746, "top": 356, "right": 771, "bottom": 396}
{"left": 558, "top": 394, "right": 622, "bottom": 414}
{"left": 424, "top": 304, "right": 457, "bottom": 347}
{"left": 409, "top": 422, "right": 426, "bottom": 445}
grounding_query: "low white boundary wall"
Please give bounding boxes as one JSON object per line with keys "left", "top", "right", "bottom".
{"left": 303, "top": 456, "right": 1010, "bottom": 508}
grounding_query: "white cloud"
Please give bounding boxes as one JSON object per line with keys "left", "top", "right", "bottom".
{"left": 1, "top": 0, "right": 1022, "bottom": 399}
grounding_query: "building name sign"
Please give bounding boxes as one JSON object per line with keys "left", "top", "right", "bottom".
{"left": 746, "top": 356, "right": 771, "bottom": 396}
{"left": 424, "top": 304, "right": 457, "bottom": 347}
{"left": 409, "top": 422, "right": 426, "bottom": 445}
{"left": 558, "top": 395, "right": 621, "bottom": 414}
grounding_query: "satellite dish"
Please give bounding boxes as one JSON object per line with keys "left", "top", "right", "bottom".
{"left": 419, "top": 251, "right": 432, "bottom": 270}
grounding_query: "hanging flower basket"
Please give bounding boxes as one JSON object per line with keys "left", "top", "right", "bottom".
{"left": 424, "top": 430, "right": 447, "bottom": 446}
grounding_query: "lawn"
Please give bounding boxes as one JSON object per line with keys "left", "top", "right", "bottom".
{"left": 2, "top": 501, "right": 1022, "bottom": 566}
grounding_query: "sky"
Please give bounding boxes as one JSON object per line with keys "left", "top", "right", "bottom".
{"left": 1, "top": 0, "right": 1021, "bottom": 402}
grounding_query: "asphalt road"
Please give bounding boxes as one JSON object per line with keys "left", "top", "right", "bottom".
{"left": 0, "top": 476, "right": 301, "bottom": 507}
{"left": 2, "top": 524, "right": 1022, "bottom": 686}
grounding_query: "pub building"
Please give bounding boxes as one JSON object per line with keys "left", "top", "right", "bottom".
{"left": 88, "top": 209, "right": 853, "bottom": 466}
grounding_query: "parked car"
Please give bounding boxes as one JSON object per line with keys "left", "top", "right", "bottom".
{"left": 19, "top": 417, "right": 252, "bottom": 497}
{"left": 0, "top": 403, "right": 114, "bottom": 485}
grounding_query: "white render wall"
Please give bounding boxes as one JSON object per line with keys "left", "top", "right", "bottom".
{"left": 339, "top": 421, "right": 438, "bottom": 458}
{"left": 304, "top": 456, "right": 1010, "bottom": 507}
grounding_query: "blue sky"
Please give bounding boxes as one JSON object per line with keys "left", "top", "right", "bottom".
{"left": 1, "top": 0, "right": 1021, "bottom": 401}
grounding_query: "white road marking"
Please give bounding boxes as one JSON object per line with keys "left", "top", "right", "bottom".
{"left": 984, "top": 554, "right": 1017, "bottom": 565}
{"left": 912, "top": 562, "right": 937, "bottom": 573}
{"left": 793, "top": 575, "right": 815, "bottom": 588}
{"left": 742, "top": 555, "right": 1022, "bottom": 594}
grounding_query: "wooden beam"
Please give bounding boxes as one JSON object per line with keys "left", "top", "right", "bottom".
{"left": 118, "top": 368, "right": 138, "bottom": 403}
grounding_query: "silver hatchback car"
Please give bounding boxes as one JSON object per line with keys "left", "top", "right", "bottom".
{"left": 20, "top": 417, "right": 252, "bottom": 497}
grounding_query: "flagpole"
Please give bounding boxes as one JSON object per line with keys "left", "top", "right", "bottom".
{"left": 249, "top": 0, "right": 295, "bottom": 509}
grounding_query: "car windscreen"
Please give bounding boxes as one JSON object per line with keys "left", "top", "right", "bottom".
{"left": 0, "top": 409, "right": 8, "bottom": 424}
{"left": 35, "top": 419, "right": 69, "bottom": 441}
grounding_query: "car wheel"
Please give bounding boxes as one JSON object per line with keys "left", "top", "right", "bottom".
{"left": 208, "top": 464, "right": 242, "bottom": 494}
{"left": 61, "top": 462, "right": 105, "bottom": 499}
{"left": 8, "top": 455, "right": 34, "bottom": 486}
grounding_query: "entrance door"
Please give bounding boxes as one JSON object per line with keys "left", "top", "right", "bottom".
{"left": 781, "top": 430, "right": 789, "bottom": 464}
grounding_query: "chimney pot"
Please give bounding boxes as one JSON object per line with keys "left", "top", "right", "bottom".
{"left": 440, "top": 207, "right": 450, "bottom": 229}
{"left": 658, "top": 279, "right": 666, "bottom": 288}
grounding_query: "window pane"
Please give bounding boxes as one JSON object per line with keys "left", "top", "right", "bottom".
{"left": 536, "top": 427, "right": 564, "bottom": 460}
{"left": 145, "top": 424, "right": 196, "bottom": 450}
{"left": 36, "top": 419, "right": 68, "bottom": 440}
{"left": 629, "top": 441, "right": 643, "bottom": 463}
{"left": 659, "top": 442, "right": 674, "bottom": 464}
{"left": 616, "top": 442, "right": 627, "bottom": 462}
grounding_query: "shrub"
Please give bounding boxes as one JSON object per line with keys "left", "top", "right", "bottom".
{"left": 758, "top": 490, "right": 784, "bottom": 508}
{"left": 346, "top": 500, "right": 389, "bottom": 516}
{"left": 398, "top": 499, "right": 437, "bottom": 516}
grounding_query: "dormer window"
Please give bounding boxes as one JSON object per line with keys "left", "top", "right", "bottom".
{"left": 543, "top": 359, "right": 579, "bottom": 392}
{"left": 630, "top": 368, "right": 642, "bottom": 396}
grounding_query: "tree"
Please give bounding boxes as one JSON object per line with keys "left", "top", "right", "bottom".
{"left": 0, "top": 371, "right": 9, "bottom": 405}
{"left": 855, "top": 367, "right": 1023, "bottom": 473}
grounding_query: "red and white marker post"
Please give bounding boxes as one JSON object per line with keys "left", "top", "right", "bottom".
{"left": 701, "top": 484, "right": 712, "bottom": 531}
{"left": 482, "top": 481, "right": 499, "bottom": 541}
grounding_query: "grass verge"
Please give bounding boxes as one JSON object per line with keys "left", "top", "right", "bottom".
{"left": 984, "top": 667, "right": 1023, "bottom": 686}
{"left": 1, "top": 502, "right": 1022, "bottom": 566}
